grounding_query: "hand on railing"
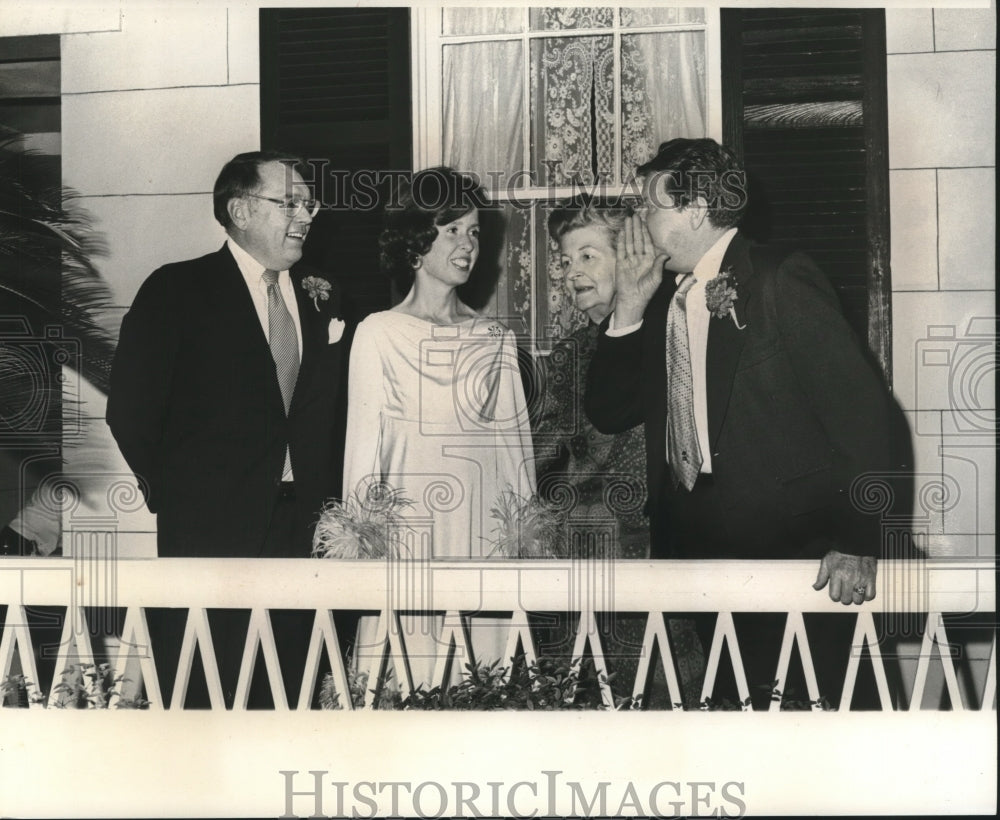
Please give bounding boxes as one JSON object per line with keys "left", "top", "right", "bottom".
{"left": 812, "top": 550, "right": 877, "bottom": 605}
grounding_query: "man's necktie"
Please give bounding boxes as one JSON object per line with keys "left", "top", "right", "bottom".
{"left": 666, "top": 273, "right": 703, "bottom": 491}
{"left": 263, "top": 269, "right": 300, "bottom": 476}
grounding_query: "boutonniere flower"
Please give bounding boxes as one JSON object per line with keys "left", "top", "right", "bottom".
{"left": 704, "top": 266, "right": 747, "bottom": 330}
{"left": 301, "top": 276, "right": 332, "bottom": 311}
{"left": 327, "top": 318, "right": 345, "bottom": 344}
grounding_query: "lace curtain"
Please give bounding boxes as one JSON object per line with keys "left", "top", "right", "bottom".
{"left": 442, "top": 7, "right": 523, "bottom": 35}
{"left": 442, "top": 12, "right": 706, "bottom": 185}
{"left": 442, "top": 6, "right": 705, "bottom": 33}
{"left": 440, "top": 8, "right": 708, "bottom": 341}
{"left": 620, "top": 32, "right": 706, "bottom": 177}
{"left": 531, "top": 35, "right": 615, "bottom": 186}
{"left": 442, "top": 41, "right": 524, "bottom": 180}
{"left": 529, "top": 32, "right": 706, "bottom": 187}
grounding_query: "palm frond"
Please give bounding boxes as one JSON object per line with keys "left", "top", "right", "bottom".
{"left": 0, "top": 131, "right": 117, "bottom": 394}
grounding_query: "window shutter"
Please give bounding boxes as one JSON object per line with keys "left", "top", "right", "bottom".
{"left": 0, "top": 34, "right": 60, "bottom": 178}
{"left": 260, "top": 9, "right": 412, "bottom": 319}
{"left": 722, "top": 9, "right": 891, "bottom": 380}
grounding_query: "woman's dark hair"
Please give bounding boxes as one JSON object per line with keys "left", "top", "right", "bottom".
{"left": 379, "top": 166, "right": 490, "bottom": 291}
{"left": 213, "top": 150, "right": 303, "bottom": 230}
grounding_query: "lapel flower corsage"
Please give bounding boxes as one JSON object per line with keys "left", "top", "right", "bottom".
{"left": 301, "top": 276, "right": 332, "bottom": 311}
{"left": 704, "top": 265, "right": 746, "bottom": 330}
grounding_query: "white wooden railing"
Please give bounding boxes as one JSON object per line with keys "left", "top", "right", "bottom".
{"left": 1, "top": 556, "right": 995, "bottom": 711}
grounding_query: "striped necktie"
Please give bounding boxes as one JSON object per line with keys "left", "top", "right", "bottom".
{"left": 263, "top": 269, "right": 299, "bottom": 476}
{"left": 666, "top": 273, "right": 702, "bottom": 491}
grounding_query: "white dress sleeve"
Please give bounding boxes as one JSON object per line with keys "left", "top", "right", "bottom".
{"left": 342, "top": 318, "right": 385, "bottom": 502}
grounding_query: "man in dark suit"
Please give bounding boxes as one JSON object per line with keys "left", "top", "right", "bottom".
{"left": 108, "top": 151, "right": 346, "bottom": 558}
{"left": 586, "top": 138, "right": 891, "bottom": 606}
{"left": 107, "top": 151, "right": 348, "bottom": 708}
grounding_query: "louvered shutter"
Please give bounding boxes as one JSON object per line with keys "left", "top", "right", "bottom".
{"left": 722, "top": 9, "right": 891, "bottom": 380}
{"left": 260, "top": 9, "right": 412, "bottom": 320}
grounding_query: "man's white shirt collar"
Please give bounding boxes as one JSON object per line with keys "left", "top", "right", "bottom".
{"left": 683, "top": 227, "right": 739, "bottom": 287}
{"left": 228, "top": 237, "right": 286, "bottom": 285}
{"left": 226, "top": 237, "right": 303, "bottom": 351}
{"left": 608, "top": 228, "right": 739, "bottom": 334}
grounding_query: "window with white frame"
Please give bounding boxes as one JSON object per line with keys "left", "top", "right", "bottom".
{"left": 412, "top": 6, "right": 721, "bottom": 347}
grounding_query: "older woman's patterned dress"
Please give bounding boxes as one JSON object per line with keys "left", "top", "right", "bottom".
{"left": 533, "top": 321, "right": 705, "bottom": 708}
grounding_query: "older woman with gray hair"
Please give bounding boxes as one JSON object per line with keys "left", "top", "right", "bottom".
{"left": 535, "top": 200, "right": 647, "bottom": 555}
{"left": 533, "top": 197, "right": 704, "bottom": 708}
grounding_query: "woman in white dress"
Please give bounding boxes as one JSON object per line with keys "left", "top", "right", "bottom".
{"left": 343, "top": 167, "right": 536, "bottom": 692}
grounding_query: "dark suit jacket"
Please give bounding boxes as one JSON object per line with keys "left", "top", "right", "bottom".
{"left": 585, "top": 233, "right": 891, "bottom": 559}
{"left": 107, "top": 245, "right": 346, "bottom": 557}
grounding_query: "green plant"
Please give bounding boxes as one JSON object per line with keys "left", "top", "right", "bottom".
{"left": 313, "top": 483, "right": 569, "bottom": 560}
{"left": 318, "top": 654, "right": 640, "bottom": 711}
{"left": 52, "top": 663, "right": 150, "bottom": 709}
{"left": 1, "top": 664, "right": 150, "bottom": 709}
{"left": 697, "top": 681, "right": 835, "bottom": 711}
{"left": 318, "top": 655, "right": 401, "bottom": 710}
{"left": 698, "top": 695, "right": 754, "bottom": 711}
{"left": 764, "top": 680, "right": 835, "bottom": 711}
{"left": 488, "top": 490, "right": 567, "bottom": 558}
{"left": 312, "top": 483, "right": 414, "bottom": 559}
{"left": 1, "top": 673, "right": 45, "bottom": 707}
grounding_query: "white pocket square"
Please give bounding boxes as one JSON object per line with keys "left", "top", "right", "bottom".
{"left": 327, "top": 318, "right": 346, "bottom": 344}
